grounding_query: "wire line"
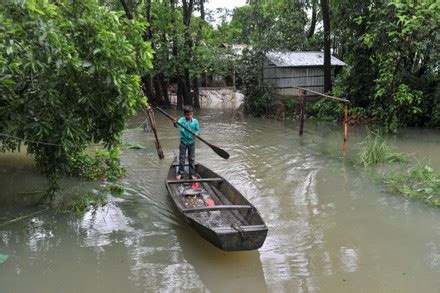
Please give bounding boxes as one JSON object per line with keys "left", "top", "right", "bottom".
{"left": 0, "top": 133, "right": 62, "bottom": 146}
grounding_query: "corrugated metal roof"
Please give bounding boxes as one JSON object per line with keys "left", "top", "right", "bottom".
{"left": 266, "top": 51, "right": 346, "bottom": 67}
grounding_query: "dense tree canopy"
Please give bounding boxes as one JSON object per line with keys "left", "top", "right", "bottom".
{"left": 333, "top": 0, "right": 440, "bottom": 131}
{"left": 0, "top": 0, "right": 153, "bottom": 199}
{"left": 218, "top": 1, "right": 308, "bottom": 51}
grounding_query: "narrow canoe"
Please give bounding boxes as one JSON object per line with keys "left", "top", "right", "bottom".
{"left": 165, "top": 156, "right": 268, "bottom": 251}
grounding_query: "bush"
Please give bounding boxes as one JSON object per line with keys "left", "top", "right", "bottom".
{"left": 307, "top": 99, "right": 343, "bottom": 122}
{"left": 67, "top": 147, "right": 126, "bottom": 181}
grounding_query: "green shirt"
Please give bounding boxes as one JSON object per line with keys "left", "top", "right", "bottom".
{"left": 177, "top": 117, "right": 200, "bottom": 145}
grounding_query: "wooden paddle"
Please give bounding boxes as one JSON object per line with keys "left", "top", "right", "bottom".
{"left": 156, "top": 107, "right": 230, "bottom": 160}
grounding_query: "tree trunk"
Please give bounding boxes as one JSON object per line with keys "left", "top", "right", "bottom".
{"left": 193, "top": 78, "right": 200, "bottom": 109}
{"left": 321, "top": 0, "right": 332, "bottom": 93}
{"left": 141, "top": 0, "right": 155, "bottom": 104}
{"left": 177, "top": 80, "right": 183, "bottom": 109}
{"left": 160, "top": 75, "right": 171, "bottom": 108}
{"left": 119, "top": 0, "right": 133, "bottom": 19}
{"left": 200, "top": 0, "right": 205, "bottom": 21}
{"left": 142, "top": 75, "right": 155, "bottom": 103}
{"left": 183, "top": 70, "right": 192, "bottom": 106}
{"left": 181, "top": 0, "right": 195, "bottom": 107}
{"left": 306, "top": 0, "right": 317, "bottom": 40}
{"left": 153, "top": 76, "right": 165, "bottom": 106}
{"left": 170, "top": 0, "right": 181, "bottom": 109}
{"left": 144, "top": 0, "right": 152, "bottom": 40}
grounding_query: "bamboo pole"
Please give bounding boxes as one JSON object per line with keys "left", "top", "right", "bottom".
{"left": 292, "top": 86, "right": 350, "bottom": 104}
{"left": 0, "top": 208, "right": 48, "bottom": 228}
{"left": 343, "top": 102, "right": 349, "bottom": 152}
{"left": 146, "top": 106, "right": 165, "bottom": 159}
{"left": 299, "top": 89, "right": 306, "bottom": 136}
{"left": 289, "top": 86, "right": 350, "bottom": 152}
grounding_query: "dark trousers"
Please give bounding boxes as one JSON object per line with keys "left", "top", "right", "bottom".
{"left": 178, "top": 141, "right": 196, "bottom": 176}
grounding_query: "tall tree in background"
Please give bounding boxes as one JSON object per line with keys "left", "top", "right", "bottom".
{"left": 306, "top": 0, "right": 317, "bottom": 42}
{"left": 199, "top": 0, "right": 205, "bottom": 21}
{"left": 321, "top": 0, "right": 332, "bottom": 93}
{"left": 181, "top": 0, "right": 198, "bottom": 107}
{"left": 142, "top": 0, "right": 156, "bottom": 105}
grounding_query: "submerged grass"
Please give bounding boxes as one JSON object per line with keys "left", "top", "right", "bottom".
{"left": 358, "top": 131, "right": 406, "bottom": 167}
{"left": 354, "top": 131, "right": 440, "bottom": 208}
{"left": 107, "top": 184, "right": 124, "bottom": 195}
{"left": 384, "top": 164, "right": 440, "bottom": 207}
{"left": 57, "top": 192, "right": 107, "bottom": 214}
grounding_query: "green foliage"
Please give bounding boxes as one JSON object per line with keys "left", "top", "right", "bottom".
{"left": 283, "top": 98, "right": 300, "bottom": 117}
{"left": 58, "top": 192, "right": 107, "bottom": 214}
{"left": 236, "top": 49, "right": 275, "bottom": 116}
{"left": 107, "top": 184, "right": 124, "bottom": 195}
{"left": 384, "top": 165, "right": 440, "bottom": 207}
{"left": 244, "top": 83, "right": 275, "bottom": 116}
{"left": 222, "top": 1, "right": 308, "bottom": 51}
{"left": 67, "top": 147, "right": 126, "bottom": 181}
{"left": 0, "top": 1, "right": 152, "bottom": 199}
{"left": 358, "top": 131, "right": 406, "bottom": 167}
{"left": 333, "top": 0, "right": 440, "bottom": 131}
{"left": 307, "top": 99, "right": 343, "bottom": 122}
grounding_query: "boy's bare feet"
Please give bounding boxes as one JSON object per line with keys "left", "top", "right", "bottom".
{"left": 191, "top": 175, "right": 198, "bottom": 180}
{"left": 176, "top": 175, "right": 182, "bottom": 180}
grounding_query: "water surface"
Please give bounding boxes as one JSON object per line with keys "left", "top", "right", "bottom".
{"left": 1, "top": 106, "right": 440, "bottom": 292}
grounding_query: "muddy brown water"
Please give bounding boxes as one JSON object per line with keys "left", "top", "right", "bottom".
{"left": 1, "top": 106, "right": 440, "bottom": 292}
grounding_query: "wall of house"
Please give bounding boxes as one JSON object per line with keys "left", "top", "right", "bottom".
{"left": 263, "top": 62, "right": 336, "bottom": 96}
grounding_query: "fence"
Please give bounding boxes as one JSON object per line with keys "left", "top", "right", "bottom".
{"left": 291, "top": 86, "right": 350, "bottom": 152}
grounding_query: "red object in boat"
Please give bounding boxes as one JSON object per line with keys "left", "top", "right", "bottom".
{"left": 206, "top": 199, "right": 215, "bottom": 207}
{"left": 191, "top": 182, "right": 200, "bottom": 189}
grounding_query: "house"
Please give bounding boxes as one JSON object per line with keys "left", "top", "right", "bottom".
{"left": 263, "top": 51, "right": 346, "bottom": 96}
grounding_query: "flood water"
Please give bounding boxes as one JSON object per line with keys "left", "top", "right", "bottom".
{"left": 1, "top": 100, "right": 440, "bottom": 292}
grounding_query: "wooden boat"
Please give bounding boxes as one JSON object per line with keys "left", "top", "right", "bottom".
{"left": 165, "top": 155, "right": 268, "bottom": 251}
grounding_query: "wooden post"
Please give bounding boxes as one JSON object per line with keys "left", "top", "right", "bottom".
{"left": 299, "top": 89, "right": 306, "bottom": 136}
{"left": 232, "top": 64, "right": 236, "bottom": 90}
{"left": 343, "top": 102, "right": 349, "bottom": 152}
{"left": 146, "top": 106, "right": 165, "bottom": 159}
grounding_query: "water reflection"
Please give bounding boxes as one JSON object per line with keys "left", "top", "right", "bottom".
{"left": 340, "top": 247, "right": 359, "bottom": 273}
{"left": 174, "top": 225, "right": 267, "bottom": 293}
{"left": 79, "top": 200, "right": 133, "bottom": 248}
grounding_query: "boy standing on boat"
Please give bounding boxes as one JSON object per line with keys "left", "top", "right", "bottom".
{"left": 173, "top": 105, "right": 200, "bottom": 180}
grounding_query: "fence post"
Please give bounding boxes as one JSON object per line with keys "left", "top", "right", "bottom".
{"left": 343, "top": 102, "right": 349, "bottom": 152}
{"left": 299, "top": 89, "right": 306, "bottom": 136}
{"left": 146, "top": 106, "right": 165, "bottom": 159}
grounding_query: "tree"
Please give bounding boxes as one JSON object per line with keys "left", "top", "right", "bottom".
{"left": 223, "top": 1, "right": 308, "bottom": 52}
{"left": 333, "top": 0, "right": 440, "bottom": 130}
{"left": 306, "top": 0, "right": 317, "bottom": 42}
{"left": 321, "top": 0, "right": 332, "bottom": 93}
{"left": 0, "top": 1, "right": 153, "bottom": 200}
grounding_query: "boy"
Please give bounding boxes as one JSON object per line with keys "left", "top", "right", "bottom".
{"left": 173, "top": 105, "right": 200, "bottom": 180}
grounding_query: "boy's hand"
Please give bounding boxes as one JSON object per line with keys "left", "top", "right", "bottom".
{"left": 172, "top": 118, "right": 177, "bottom": 127}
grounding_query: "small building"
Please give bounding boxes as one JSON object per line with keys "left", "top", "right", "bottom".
{"left": 263, "top": 51, "right": 346, "bottom": 96}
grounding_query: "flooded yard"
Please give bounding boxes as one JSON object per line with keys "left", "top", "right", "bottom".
{"left": 1, "top": 104, "right": 440, "bottom": 292}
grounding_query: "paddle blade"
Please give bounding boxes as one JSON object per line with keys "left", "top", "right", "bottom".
{"left": 210, "top": 144, "right": 230, "bottom": 159}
